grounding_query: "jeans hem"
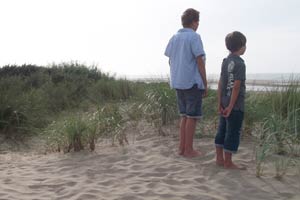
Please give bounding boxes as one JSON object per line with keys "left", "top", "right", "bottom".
{"left": 186, "top": 115, "right": 202, "bottom": 119}
{"left": 180, "top": 114, "right": 202, "bottom": 119}
{"left": 224, "top": 148, "right": 237, "bottom": 154}
{"left": 215, "top": 144, "right": 224, "bottom": 148}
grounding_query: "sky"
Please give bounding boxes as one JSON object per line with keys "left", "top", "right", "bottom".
{"left": 0, "top": 0, "right": 300, "bottom": 78}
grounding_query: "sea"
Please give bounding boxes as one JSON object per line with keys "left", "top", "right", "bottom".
{"left": 128, "top": 73, "right": 300, "bottom": 91}
{"left": 208, "top": 73, "right": 300, "bottom": 91}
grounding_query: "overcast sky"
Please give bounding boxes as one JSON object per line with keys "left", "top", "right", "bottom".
{"left": 0, "top": 0, "right": 299, "bottom": 77}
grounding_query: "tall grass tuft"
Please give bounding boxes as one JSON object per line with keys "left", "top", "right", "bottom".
{"left": 142, "top": 82, "right": 178, "bottom": 135}
{"left": 44, "top": 115, "right": 88, "bottom": 153}
{"left": 94, "top": 104, "right": 125, "bottom": 145}
{"left": 244, "top": 91, "right": 271, "bottom": 135}
{"left": 255, "top": 121, "right": 274, "bottom": 177}
{"left": 253, "top": 77, "right": 300, "bottom": 178}
{"left": 44, "top": 103, "right": 127, "bottom": 153}
{"left": 65, "top": 116, "right": 87, "bottom": 152}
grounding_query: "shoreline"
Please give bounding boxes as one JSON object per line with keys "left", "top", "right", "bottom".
{"left": 130, "top": 77, "right": 300, "bottom": 91}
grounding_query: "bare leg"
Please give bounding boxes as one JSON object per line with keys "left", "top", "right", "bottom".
{"left": 179, "top": 117, "right": 186, "bottom": 155}
{"left": 216, "top": 146, "right": 224, "bottom": 166}
{"left": 183, "top": 118, "right": 201, "bottom": 157}
{"left": 224, "top": 151, "right": 246, "bottom": 170}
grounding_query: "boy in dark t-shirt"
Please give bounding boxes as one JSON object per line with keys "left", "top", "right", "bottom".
{"left": 215, "top": 31, "right": 247, "bottom": 169}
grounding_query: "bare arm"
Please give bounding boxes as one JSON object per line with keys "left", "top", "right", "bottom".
{"left": 222, "top": 80, "right": 241, "bottom": 117}
{"left": 217, "top": 78, "right": 223, "bottom": 114}
{"left": 196, "top": 56, "right": 207, "bottom": 96}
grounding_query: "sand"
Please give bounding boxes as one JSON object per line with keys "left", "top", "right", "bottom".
{"left": 0, "top": 122, "right": 300, "bottom": 200}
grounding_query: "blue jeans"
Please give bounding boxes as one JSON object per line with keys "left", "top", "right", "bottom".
{"left": 215, "top": 111, "right": 244, "bottom": 153}
{"left": 176, "top": 84, "right": 203, "bottom": 119}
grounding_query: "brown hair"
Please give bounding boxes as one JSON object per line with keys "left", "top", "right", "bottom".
{"left": 225, "top": 31, "right": 247, "bottom": 52}
{"left": 181, "top": 8, "right": 199, "bottom": 28}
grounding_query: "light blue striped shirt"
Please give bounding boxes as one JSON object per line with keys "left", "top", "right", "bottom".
{"left": 164, "top": 28, "right": 206, "bottom": 89}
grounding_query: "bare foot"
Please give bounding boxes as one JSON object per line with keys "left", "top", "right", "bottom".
{"left": 216, "top": 160, "right": 224, "bottom": 166}
{"left": 183, "top": 150, "right": 202, "bottom": 158}
{"left": 224, "top": 162, "right": 246, "bottom": 170}
{"left": 178, "top": 147, "right": 185, "bottom": 156}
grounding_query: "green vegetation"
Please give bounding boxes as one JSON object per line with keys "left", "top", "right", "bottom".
{"left": 141, "top": 82, "right": 178, "bottom": 135}
{"left": 250, "top": 79, "right": 300, "bottom": 177}
{"left": 196, "top": 89, "right": 218, "bottom": 138}
{"left": 0, "top": 63, "right": 135, "bottom": 139}
{"left": 1, "top": 64, "right": 299, "bottom": 178}
{"left": 44, "top": 104, "right": 126, "bottom": 152}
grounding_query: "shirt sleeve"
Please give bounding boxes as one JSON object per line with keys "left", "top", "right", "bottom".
{"left": 234, "top": 62, "right": 246, "bottom": 81}
{"left": 191, "top": 34, "right": 205, "bottom": 58}
{"left": 164, "top": 37, "right": 173, "bottom": 57}
{"left": 220, "top": 58, "right": 227, "bottom": 76}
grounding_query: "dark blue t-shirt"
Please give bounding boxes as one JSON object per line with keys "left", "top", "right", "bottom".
{"left": 220, "top": 54, "right": 246, "bottom": 112}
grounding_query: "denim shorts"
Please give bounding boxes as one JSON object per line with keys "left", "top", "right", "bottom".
{"left": 176, "top": 84, "right": 203, "bottom": 119}
{"left": 214, "top": 111, "right": 244, "bottom": 153}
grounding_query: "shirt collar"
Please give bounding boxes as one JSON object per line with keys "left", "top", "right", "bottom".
{"left": 178, "top": 28, "right": 195, "bottom": 33}
{"left": 228, "top": 54, "right": 244, "bottom": 62}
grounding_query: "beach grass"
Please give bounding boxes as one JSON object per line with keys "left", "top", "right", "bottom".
{"left": 1, "top": 64, "right": 300, "bottom": 178}
{"left": 250, "top": 78, "right": 300, "bottom": 177}
{"left": 141, "top": 82, "right": 178, "bottom": 135}
{"left": 0, "top": 63, "right": 136, "bottom": 136}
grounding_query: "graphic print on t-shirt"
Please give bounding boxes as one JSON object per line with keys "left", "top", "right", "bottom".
{"left": 226, "top": 61, "right": 235, "bottom": 96}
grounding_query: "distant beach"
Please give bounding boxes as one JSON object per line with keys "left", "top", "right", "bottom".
{"left": 208, "top": 73, "right": 300, "bottom": 91}
{"left": 127, "top": 73, "right": 300, "bottom": 91}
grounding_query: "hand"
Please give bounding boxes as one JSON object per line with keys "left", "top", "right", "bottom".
{"left": 222, "top": 106, "right": 233, "bottom": 118}
{"left": 202, "top": 88, "right": 208, "bottom": 98}
{"left": 218, "top": 105, "right": 224, "bottom": 115}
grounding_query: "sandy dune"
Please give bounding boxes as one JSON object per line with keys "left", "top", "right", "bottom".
{"left": 0, "top": 123, "right": 300, "bottom": 200}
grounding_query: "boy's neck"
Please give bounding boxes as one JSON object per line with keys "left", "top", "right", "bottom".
{"left": 183, "top": 27, "right": 196, "bottom": 32}
{"left": 231, "top": 52, "right": 242, "bottom": 56}
{"left": 230, "top": 46, "right": 246, "bottom": 56}
{"left": 183, "top": 21, "right": 198, "bottom": 31}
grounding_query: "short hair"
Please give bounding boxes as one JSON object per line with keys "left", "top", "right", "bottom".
{"left": 225, "top": 31, "right": 247, "bottom": 52}
{"left": 181, "top": 8, "right": 199, "bottom": 28}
